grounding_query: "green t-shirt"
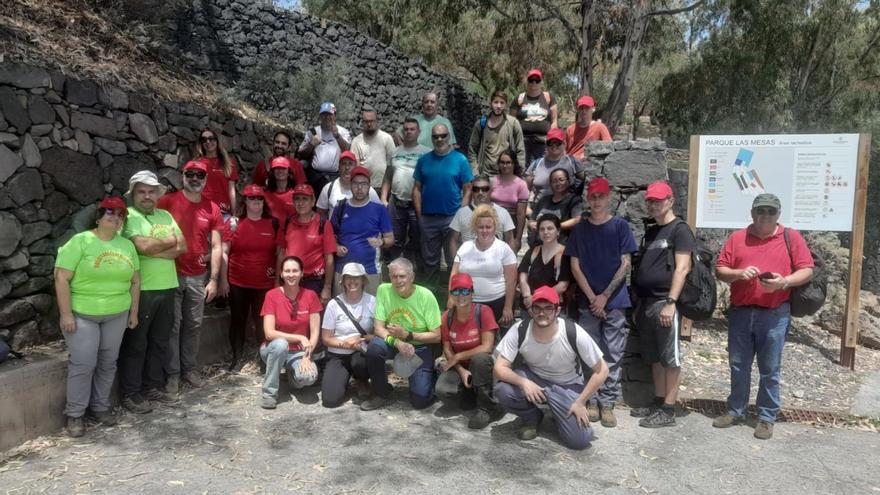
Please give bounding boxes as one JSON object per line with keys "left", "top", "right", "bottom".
{"left": 374, "top": 283, "right": 441, "bottom": 345}
{"left": 55, "top": 230, "right": 140, "bottom": 316}
{"left": 122, "top": 207, "right": 181, "bottom": 291}
{"left": 398, "top": 114, "right": 457, "bottom": 149}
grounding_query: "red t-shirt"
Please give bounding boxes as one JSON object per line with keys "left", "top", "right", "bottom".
{"left": 251, "top": 158, "right": 307, "bottom": 188}
{"left": 277, "top": 213, "right": 337, "bottom": 279}
{"left": 200, "top": 156, "right": 240, "bottom": 213}
{"left": 260, "top": 287, "right": 322, "bottom": 351}
{"left": 565, "top": 121, "right": 611, "bottom": 162}
{"left": 717, "top": 225, "right": 814, "bottom": 309}
{"left": 223, "top": 217, "right": 277, "bottom": 289}
{"left": 157, "top": 191, "right": 223, "bottom": 276}
{"left": 264, "top": 190, "right": 296, "bottom": 222}
{"left": 440, "top": 304, "right": 499, "bottom": 363}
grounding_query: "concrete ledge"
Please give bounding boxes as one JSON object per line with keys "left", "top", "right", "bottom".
{"left": 0, "top": 311, "right": 230, "bottom": 452}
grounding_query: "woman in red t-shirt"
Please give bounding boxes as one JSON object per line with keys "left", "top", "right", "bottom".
{"left": 436, "top": 273, "right": 503, "bottom": 430}
{"left": 195, "top": 128, "right": 239, "bottom": 215}
{"left": 221, "top": 184, "right": 277, "bottom": 371}
{"left": 264, "top": 156, "right": 300, "bottom": 222}
{"left": 259, "top": 256, "right": 322, "bottom": 409}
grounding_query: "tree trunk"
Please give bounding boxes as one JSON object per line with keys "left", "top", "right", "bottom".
{"left": 604, "top": 0, "right": 650, "bottom": 135}
{"left": 577, "top": 0, "right": 598, "bottom": 95}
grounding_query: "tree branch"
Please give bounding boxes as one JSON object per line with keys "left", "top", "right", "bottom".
{"left": 646, "top": 0, "right": 704, "bottom": 17}
{"left": 533, "top": 0, "right": 581, "bottom": 48}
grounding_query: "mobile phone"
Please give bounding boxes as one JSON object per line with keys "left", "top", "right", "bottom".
{"left": 758, "top": 272, "right": 774, "bottom": 280}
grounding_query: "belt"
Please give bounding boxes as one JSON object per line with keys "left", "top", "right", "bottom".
{"left": 392, "top": 196, "right": 413, "bottom": 208}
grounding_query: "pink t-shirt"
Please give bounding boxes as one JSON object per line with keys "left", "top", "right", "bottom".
{"left": 490, "top": 176, "right": 530, "bottom": 210}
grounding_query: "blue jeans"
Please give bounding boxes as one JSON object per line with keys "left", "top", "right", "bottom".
{"left": 726, "top": 303, "right": 790, "bottom": 423}
{"left": 365, "top": 338, "right": 436, "bottom": 409}
{"left": 260, "top": 338, "right": 318, "bottom": 399}
{"left": 387, "top": 198, "right": 421, "bottom": 264}
{"left": 418, "top": 214, "right": 454, "bottom": 279}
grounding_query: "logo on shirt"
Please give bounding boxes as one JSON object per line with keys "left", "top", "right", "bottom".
{"left": 93, "top": 251, "right": 135, "bottom": 270}
{"left": 148, "top": 224, "right": 173, "bottom": 239}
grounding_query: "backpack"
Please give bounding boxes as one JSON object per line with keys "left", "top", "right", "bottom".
{"left": 783, "top": 228, "right": 827, "bottom": 317}
{"left": 515, "top": 316, "right": 589, "bottom": 376}
{"left": 446, "top": 303, "right": 484, "bottom": 332}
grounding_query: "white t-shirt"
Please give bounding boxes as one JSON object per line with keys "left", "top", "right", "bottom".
{"left": 301, "top": 126, "right": 353, "bottom": 173}
{"left": 496, "top": 318, "right": 604, "bottom": 385}
{"left": 351, "top": 130, "right": 396, "bottom": 189}
{"left": 321, "top": 293, "right": 377, "bottom": 355}
{"left": 453, "top": 238, "right": 517, "bottom": 302}
{"left": 450, "top": 203, "right": 515, "bottom": 243}
{"left": 317, "top": 178, "right": 381, "bottom": 211}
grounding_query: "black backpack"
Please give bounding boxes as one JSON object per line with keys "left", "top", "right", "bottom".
{"left": 783, "top": 228, "right": 827, "bottom": 317}
{"left": 515, "top": 316, "right": 590, "bottom": 376}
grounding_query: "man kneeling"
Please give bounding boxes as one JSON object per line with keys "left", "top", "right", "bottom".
{"left": 494, "top": 286, "right": 608, "bottom": 450}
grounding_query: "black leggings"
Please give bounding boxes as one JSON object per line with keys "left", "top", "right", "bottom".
{"left": 228, "top": 284, "right": 268, "bottom": 360}
{"left": 321, "top": 351, "right": 368, "bottom": 408}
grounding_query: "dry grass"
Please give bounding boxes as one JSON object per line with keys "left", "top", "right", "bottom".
{"left": 0, "top": 0, "right": 280, "bottom": 126}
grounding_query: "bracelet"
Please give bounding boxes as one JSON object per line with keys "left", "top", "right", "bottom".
{"left": 385, "top": 335, "right": 397, "bottom": 346}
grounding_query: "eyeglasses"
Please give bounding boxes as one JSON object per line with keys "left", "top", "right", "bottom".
{"left": 527, "top": 78, "right": 542, "bottom": 84}
{"left": 184, "top": 171, "right": 207, "bottom": 179}
{"left": 754, "top": 207, "right": 778, "bottom": 216}
{"left": 245, "top": 196, "right": 263, "bottom": 201}
{"left": 472, "top": 186, "right": 490, "bottom": 193}
{"left": 547, "top": 141, "right": 564, "bottom": 147}
{"left": 199, "top": 136, "right": 218, "bottom": 143}
{"left": 531, "top": 304, "right": 558, "bottom": 314}
{"left": 351, "top": 181, "right": 371, "bottom": 189}
{"left": 450, "top": 288, "right": 473, "bottom": 296}
{"left": 432, "top": 133, "right": 449, "bottom": 139}
{"left": 102, "top": 208, "right": 125, "bottom": 218}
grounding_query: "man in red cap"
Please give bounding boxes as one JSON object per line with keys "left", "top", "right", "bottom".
{"left": 510, "top": 69, "right": 559, "bottom": 164}
{"left": 250, "top": 131, "right": 306, "bottom": 188}
{"left": 523, "top": 127, "right": 584, "bottom": 200}
{"left": 329, "top": 166, "right": 393, "bottom": 295}
{"left": 565, "top": 177, "right": 637, "bottom": 428}
{"left": 630, "top": 180, "right": 693, "bottom": 428}
{"left": 157, "top": 158, "right": 224, "bottom": 392}
{"left": 494, "top": 286, "right": 608, "bottom": 450}
{"left": 565, "top": 95, "right": 611, "bottom": 163}
{"left": 316, "top": 150, "right": 381, "bottom": 218}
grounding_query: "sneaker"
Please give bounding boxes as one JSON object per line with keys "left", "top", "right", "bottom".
{"left": 468, "top": 407, "right": 504, "bottom": 430}
{"left": 66, "top": 416, "right": 85, "bottom": 437}
{"left": 121, "top": 395, "right": 153, "bottom": 414}
{"left": 629, "top": 405, "right": 655, "bottom": 418}
{"left": 182, "top": 371, "right": 205, "bottom": 388}
{"left": 639, "top": 407, "right": 675, "bottom": 428}
{"left": 712, "top": 414, "right": 744, "bottom": 428}
{"left": 260, "top": 396, "right": 277, "bottom": 410}
{"left": 87, "top": 409, "right": 118, "bottom": 426}
{"left": 587, "top": 402, "right": 600, "bottom": 423}
{"left": 164, "top": 375, "right": 180, "bottom": 395}
{"left": 599, "top": 405, "right": 618, "bottom": 428}
{"left": 145, "top": 388, "right": 180, "bottom": 404}
{"left": 754, "top": 420, "right": 774, "bottom": 440}
{"left": 360, "top": 395, "right": 394, "bottom": 411}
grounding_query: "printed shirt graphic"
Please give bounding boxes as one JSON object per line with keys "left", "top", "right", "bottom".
{"left": 331, "top": 201, "right": 393, "bottom": 274}
{"left": 374, "top": 283, "right": 441, "bottom": 346}
{"left": 441, "top": 305, "right": 499, "bottom": 362}
{"left": 390, "top": 144, "right": 431, "bottom": 201}
{"left": 122, "top": 207, "right": 181, "bottom": 290}
{"left": 157, "top": 191, "right": 223, "bottom": 276}
{"left": 55, "top": 230, "right": 140, "bottom": 316}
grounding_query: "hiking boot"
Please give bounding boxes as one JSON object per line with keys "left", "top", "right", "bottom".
{"left": 468, "top": 406, "right": 504, "bottom": 430}
{"left": 517, "top": 423, "right": 539, "bottom": 441}
{"left": 587, "top": 402, "right": 600, "bottom": 423}
{"left": 260, "top": 396, "right": 277, "bottom": 410}
{"left": 145, "top": 388, "right": 179, "bottom": 404}
{"left": 360, "top": 395, "right": 394, "bottom": 411}
{"left": 639, "top": 407, "right": 675, "bottom": 428}
{"left": 600, "top": 405, "right": 618, "bottom": 428}
{"left": 754, "top": 420, "right": 774, "bottom": 440}
{"left": 712, "top": 414, "right": 744, "bottom": 428}
{"left": 182, "top": 371, "right": 205, "bottom": 388}
{"left": 88, "top": 409, "right": 118, "bottom": 426}
{"left": 66, "top": 416, "right": 85, "bottom": 438}
{"left": 355, "top": 381, "right": 371, "bottom": 400}
{"left": 121, "top": 395, "right": 153, "bottom": 414}
{"left": 629, "top": 405, "right": 655, "bottom": 418}
{"left": 164, "top": 375, "right": 180, "bottom": 395}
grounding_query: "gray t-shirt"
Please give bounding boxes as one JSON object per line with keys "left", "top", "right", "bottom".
{"left": 450, "top": 203, "right": 515, "bottom": 243}
{"left": 389, "top": 144, "right": 430, "bottom": 202}
{"left": 496, "top": 318, "right": 604, "bottom": 385}
{"left": 525, "top": 155, "right": 582, "bottom": 199}
{"left": 300, "top": 126, "right": 353, "bottom": 173}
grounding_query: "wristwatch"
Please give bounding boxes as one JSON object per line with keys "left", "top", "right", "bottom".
{"left": 405, "top": 331, "right": 414, "bottom": 343}
{"left": 665, "top": 297, "right": 677, "bottom": 305}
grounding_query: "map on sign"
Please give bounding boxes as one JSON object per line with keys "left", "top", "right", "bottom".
{"left": 695, "top": 134, "right": 860, "bottom": 231}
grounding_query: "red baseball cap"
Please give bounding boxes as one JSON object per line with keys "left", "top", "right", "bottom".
{"left": 292, "top": 183, "right": 315, "bottom": 197}
{"left": 587, "top": 177, "right": 610, "bottom": 196}
{"left": 577, "top": 95, "right": 596, "bottom": 108}
{"left": 242, "top": 184, "right": 265, "bottom": 197}
{"left": 531, "top": 286, "right": 560, "bottom": 306}
{"left": 450, "top": 273, "right": 474, "bottom": 291}
{"left": 183, "top": 159, "right": 209, "bottom": 173}
{"left": 546, "top": 128, "right": 565, "bottom": 143}
{"left": 527, "top": 69, "right": 543, "bottom": 80}
{"left": 339, "top": 150, "right": 357, "bottom": 163}
{"left": 645, "top": 181, "right": 674, "bottom": 201}
{"left": 350, "top": 166, "right": 370, "bottom": 180}
{"left": 99, "top": 196, "right": 128, "bottom": 218}
{"left": 270, "top": 156, "right": 291, "bottom": 169}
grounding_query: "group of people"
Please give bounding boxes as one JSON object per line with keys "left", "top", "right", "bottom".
{"left": 53, "top": 71, "right": 813, "bottom": 449}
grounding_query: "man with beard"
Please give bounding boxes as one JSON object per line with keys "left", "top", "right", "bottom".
{"left": 351, "top": 109, "right": 396, "bottom": 193}
{"left": 157, "top": 159, "right": 223, "bottom": 393}
{"left": 117, "top": 171, "right": 187, "bottom": 413}
{"left": 251, "top": 130, "right": 306, "bottom": 188}
{"left": 467, "top": 91, "right": 525, "bottom": 177}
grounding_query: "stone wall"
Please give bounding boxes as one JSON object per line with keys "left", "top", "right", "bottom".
{"left": 169, "top": 0, "right": 484, "bottom": 143}
{"left": 0, "top": 62, "right": 277, "bottom": 349}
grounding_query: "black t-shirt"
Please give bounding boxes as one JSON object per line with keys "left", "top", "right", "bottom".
{"left": 634, "top": 220, "right": 695, "bottom": 298}
{"left": 518, "top": 245, "right": 572, "bottom": 291}
{"left": 528, "top": 193, "right": 584, "bottom": 246}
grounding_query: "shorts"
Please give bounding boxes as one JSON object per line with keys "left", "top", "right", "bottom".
{"left": 634, "top": 297, "right": 682, "bottom": 368}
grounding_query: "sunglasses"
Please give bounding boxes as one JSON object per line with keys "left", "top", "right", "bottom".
{"left": 184, "top": 171, "right": 207, "bottom": 179}
{"left": 450, "top": 288, "right": 473, "bottom": 296}
{"left": 199, "top": 135, "right": 218, "bottom": 143}
{"left": 531, "top": 304, "right": 558, "bottom": 314}
{"left": 754, "top": 207, "right": 778, "bottom": 216}
{"left": 527, "top": 78, "right": 542, "bottom": 84}
{"left": 472, "top": 186, "right": 490, "bottom": 193}
{"left": 432, "top": 133, "right": 449, "bottom": 139}
{"left": 102, "top": 208, "right": 125, "bottom": 218}
{"left": 245, "top": 195, "right": 264, "bottom": 201}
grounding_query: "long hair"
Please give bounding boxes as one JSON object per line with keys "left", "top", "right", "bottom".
{"left": 497, "top": 149, "right": 522, "bottom": 177}
{"left": 195, "top": 128, "right": 234, "bottom": 178}
{"left": 235, "top": 194, "right": 273, "bottom": 220}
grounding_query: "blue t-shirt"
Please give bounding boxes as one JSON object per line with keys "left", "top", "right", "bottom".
{"left": 331, "top": 200, "right": 393, "bottom": 274}
{"left": 413, "top": 150, "right": 474, "bottom": 216}
{"left": 564, "top": 216, "right": 638, "bottom": 310}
